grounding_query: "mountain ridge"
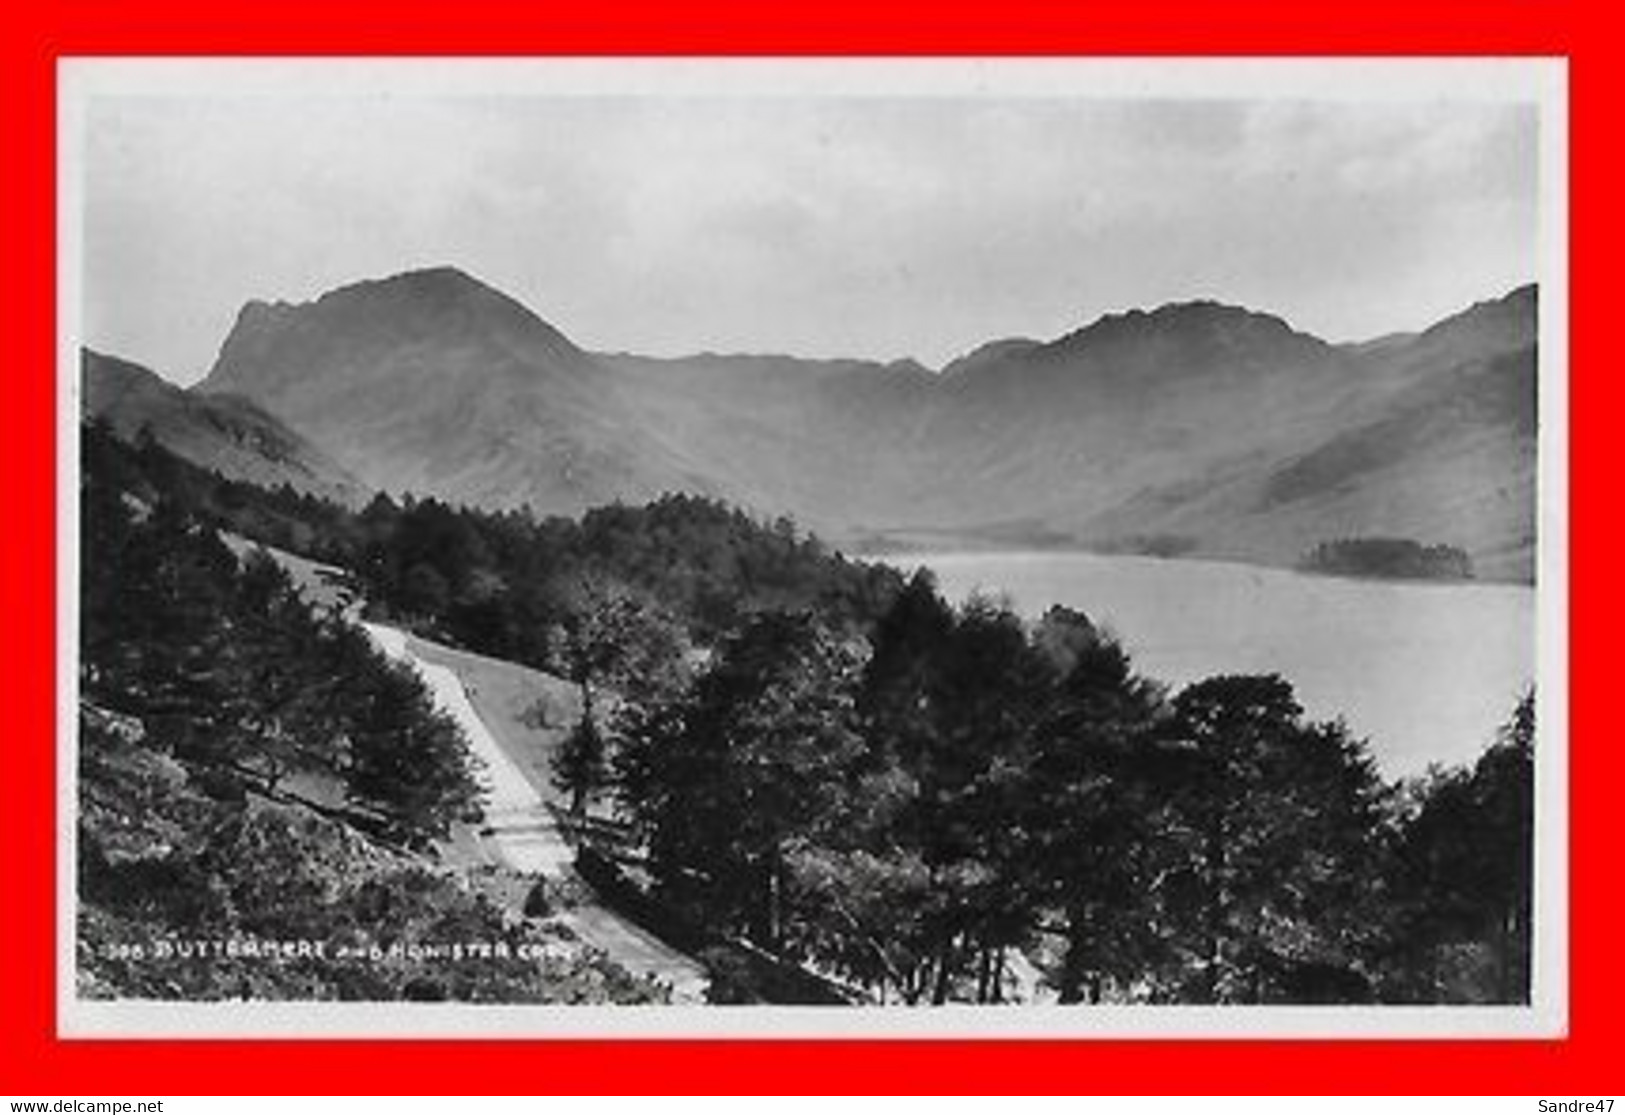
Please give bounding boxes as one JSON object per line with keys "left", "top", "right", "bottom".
{"left": 82, "top": 347, "right": 368, "bottom": 506}
{"left": 184, "top": 268, "right": 1538, "bottom": 580}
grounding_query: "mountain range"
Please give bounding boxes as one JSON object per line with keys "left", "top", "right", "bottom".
{"left": 85, "top": 266, "right": 1538, "bottom": 581}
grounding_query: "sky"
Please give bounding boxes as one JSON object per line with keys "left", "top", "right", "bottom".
{"left": 79, "top": 80, "right": 1541, "bottom": 384}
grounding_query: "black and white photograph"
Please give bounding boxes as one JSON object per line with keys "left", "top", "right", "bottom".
{"left": 58, "top": 58, "right": 1567, "bottom": 1036}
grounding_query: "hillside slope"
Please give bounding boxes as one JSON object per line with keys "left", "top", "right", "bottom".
{"left": 1074, "top": 288, "right": 1538, "bottom": 579}
{"left": 83, "top": 347, "right": 367, "bottom": 506}
{"left": 200, "top": 267, "right": 727, "bottom": 514}
{"left": 195, "top": 268, "right": 1540, "bottom": 579}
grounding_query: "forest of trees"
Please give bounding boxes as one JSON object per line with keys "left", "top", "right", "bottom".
{"left": 1300, "top": 537, "right": 1476, "bottom": 581}
{"left": 601, "top": 573, "right": 1534, "bottom": 1004}
{"left": 78, "top": 423, "right": 665, "bottom": 1002}
{"left": 81, "top": 421, "right": 1535, "bottom": 1005}
{"left": 82, "top": 423, "right": 485, "bottom": 848}
{"left": 113, "top": 424, "right": 902, "bottom": 649}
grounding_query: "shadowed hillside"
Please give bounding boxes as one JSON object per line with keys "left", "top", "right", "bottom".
{"left": 83, "top": 348, "right": 367, "bottom": 507}
{"left": 188, "top": 268, "right": 1538, "bottom": 581}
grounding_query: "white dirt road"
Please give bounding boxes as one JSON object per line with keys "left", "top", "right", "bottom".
{"left": 361, "top": 621, "right": 708, "bottom": 1002}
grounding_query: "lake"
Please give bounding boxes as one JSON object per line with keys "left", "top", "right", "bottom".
{"left": 878, "top": 550, "right": 1537, "bottom": 778}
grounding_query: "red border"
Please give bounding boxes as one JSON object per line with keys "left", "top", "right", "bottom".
{"left": 2, "top": 0, "right": 1613, "bottom": 1095}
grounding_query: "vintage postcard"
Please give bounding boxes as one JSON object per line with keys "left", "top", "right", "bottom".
{"left": 56, "top": 56, "right": 1568, "bottom": 1039}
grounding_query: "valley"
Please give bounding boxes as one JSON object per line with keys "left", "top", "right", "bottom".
{"left": 74, "top": 265, "right": 1544, "bottom": 1008}
{"left": 75, "top": 396, "right": 1538, "bottom": 1007}
{"left": 89, "top": 265, "right": 1537, "bottom": 585}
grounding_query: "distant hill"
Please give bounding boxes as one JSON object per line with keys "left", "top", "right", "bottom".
{"left": 82, "top": 347, "right": 367, "bottom": 507}
{"left": 190, "top": 267, "right": 1540, "bottom": 581}
{"left": 199, "top": 267, "right": 725, "bottom": 515}
{"left": 1074, "top": 287, "right": 1537, "bottom": 580}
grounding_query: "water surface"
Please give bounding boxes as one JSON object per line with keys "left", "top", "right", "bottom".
{"left": 883, "top": 550, "right": 1536, "bottom": 777}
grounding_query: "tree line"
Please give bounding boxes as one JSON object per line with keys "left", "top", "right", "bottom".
{"left": 1300, "top": 537, "right": 1475, "bottom": 581}
{"left": 601, "top": 574, "right": 1533, "bottom": 1004}
{"left": 79, "top": 421, "right": 666, "bottom": 1002}
{"left": 83, "top": 421, "right": 484, "bottom": 847}
{"left": 109, "top": 422, "right": 905, "bottom": 661}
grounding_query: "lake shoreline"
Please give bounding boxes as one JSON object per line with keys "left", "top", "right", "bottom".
{"left": 848, "top": 546, "right": 1535, "bottom": 779}
{"left": 845, "top": 539, "right": 1535, "bottom": 590}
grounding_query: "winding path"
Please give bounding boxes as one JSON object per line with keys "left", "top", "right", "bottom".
{"left": 361, "top": 621, "right": 709, "bottom": 1003}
